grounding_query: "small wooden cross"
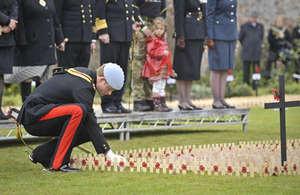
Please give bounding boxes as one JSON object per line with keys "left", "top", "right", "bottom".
{"left": 264, "top": 75, "right": 300, "bottom": 166}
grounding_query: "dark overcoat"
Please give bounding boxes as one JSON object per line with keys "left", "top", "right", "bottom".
{"left": 15, "top": 0, "right": 64, "bottom": 66}
{"left": 239, "top": 22, "right": 264, "bottom": 61}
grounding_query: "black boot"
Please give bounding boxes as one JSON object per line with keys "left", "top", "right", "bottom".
{"left": 133, "top": 101, "right": 151, "bottom": 112}
{"left": 160, "top": 97, "right": 172, "bottom": 112}
{"left": 146, "top": 100, "right": 154, "bottom": 111}
{"left": 21, "top": 82, "right": 31, "bottom": 102}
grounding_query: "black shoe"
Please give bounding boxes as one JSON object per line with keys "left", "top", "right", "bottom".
{"left": 212, "top": 104, "right": 226, "bottom": 109}
{"left": 146, "top": 100, "right": 154, "bottom": 111}
{"left": 102, "top": 105, "right": 121, "bottom": 113}
{"left": 133, "top": 101, "right": 151, "bottom": 111}
{"left": 29, "top": 153, "right": 49, "bottom": 169}
{"left": 117, "top": 104, "right": 132, "bottom": 113}
{"left": 190, "top": 105, "right": 203, "bottom": 110}
{"left": 222, "top": 103, "right": 235, "bottom": 109}
{"left": 50, "top": 163, "right": 82, "bottom": 172}
{"left": 0, "top": 113, "right": 8, "bottom": 120}
{"left": 178, "top": 104, "right": 194, "bottom": 110}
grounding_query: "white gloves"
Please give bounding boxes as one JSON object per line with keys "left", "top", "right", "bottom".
{"left": 105, "top": 150, "right": 127, "bottom": 168}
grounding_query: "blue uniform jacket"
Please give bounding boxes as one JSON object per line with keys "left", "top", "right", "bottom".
{"left": 206, "top": 0, "right": 238, "bottom": 41}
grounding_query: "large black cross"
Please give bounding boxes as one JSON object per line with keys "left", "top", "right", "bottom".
{"left": 264, "top": 75, "right": 300, "bottom": 166}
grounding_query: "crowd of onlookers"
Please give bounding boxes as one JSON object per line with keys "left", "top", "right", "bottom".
{"left": 1, "top": 0, "right": 299, "bottom": 120}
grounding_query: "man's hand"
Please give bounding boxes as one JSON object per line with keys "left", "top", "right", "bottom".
{"left": 142, "top": 27, "right": 152, "bottom": 37}
{"left": 91, "top": 42, "right": 96, "bottom": 54}
{"left": 177, "top": 36, "right": 185, "bottom": 49}
{"left": 1, "top": 26, "right": 11, "bottom": 33}
{"left": 206, "top": 39, "right": 215, "bottom": 50}
{"left": 8, "top": 19, "right": 18, "bottom": 31}
{"left": 163, "top": 49, "right": 169, "bottom": 56}
{"left": 99, "top": 33, "right": 110, "bottom": 44}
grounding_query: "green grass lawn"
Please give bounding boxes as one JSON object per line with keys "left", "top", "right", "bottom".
{"left": 0, "top": 107, "right": 300, "bottom": 195}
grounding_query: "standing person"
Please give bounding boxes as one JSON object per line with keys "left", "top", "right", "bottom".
{"left": 54, "top": 0, "right": 97, "bottom": 68}
{"left": 206, "top": 0, "right": 238, "bottom": 109}
{"left": 131, "top": 0, "right": 166, "bottom": 112}
{"left": 95, "top": 0, "right": 133, "bottom": 113}
{"left": 264, "top": 16, "right": 292, "bottom": 79}
{"left": 0, "top": 0, "right": 18, "bottom": 119}
{"left": 173, "top": 0, "right": 206, "bottom": 110}
{"left": 17, "top": 64, "right": 126, "bottom": 172}
{"left": 4, "top": 0, "right": 65, "bottom": 102}
{"left": 142, "top": 17, "right": 172, "bottom": 112}
{"left": 239, "top": 11, "right": 264, "bottom": 87}
{"left": 291, "top": 16, "right": 300, "bottom": 78}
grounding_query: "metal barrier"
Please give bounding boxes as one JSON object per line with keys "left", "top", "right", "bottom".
{"left": 0, "top": 108, "right": 250, "bottom": 142}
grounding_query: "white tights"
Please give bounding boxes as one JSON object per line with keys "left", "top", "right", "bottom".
{"left": 152, "top": 79, "right": 166, "bottom": 96}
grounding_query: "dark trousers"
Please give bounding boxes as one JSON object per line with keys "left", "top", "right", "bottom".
{"left": 24, "top": 104, "right": 89, "bottom": 170}
{"left": 57, "top": 43, "right": 91, "bottom": 68}
{"left": 243, "top": 61, "right": 260, "bottom": 85}
{"left": 100, "top": 41, "right": 131, "bottom": 109}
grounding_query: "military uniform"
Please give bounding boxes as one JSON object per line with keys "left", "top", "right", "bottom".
{"left": 17, "top": 67, "right": 110, "bottom": 170}
{"left": 173, "top": 0, "right": 206, "bottom": 80}
{"left": 292, "top": 25, "right": 300, "bottom": 75}
{"left": 206, "top": 0, "right": 238, "bottom": 70}
{"left": 0, "top": 0, "right": 18, "bottom": 74}
{"left": 95, "top": 0, "right": 134, "bottom": 113}
{"left": 55, "top": 0, "right": 97, "bottom": 68}
{"left": 131, "top": 0, "right": 166, "bottom": 111}
{"left": 239, "top": 21, "right": 264, "bottom": 85}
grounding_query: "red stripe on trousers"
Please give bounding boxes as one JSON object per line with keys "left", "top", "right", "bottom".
{"left": 39, "top": 105, "right": 83, "bottom": 170}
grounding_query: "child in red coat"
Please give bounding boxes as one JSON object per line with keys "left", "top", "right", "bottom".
{"left": 142, "top": 17, "right": 173, "bottom": 112}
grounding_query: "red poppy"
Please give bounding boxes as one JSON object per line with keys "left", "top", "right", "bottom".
{"left": 271, "top": 88, "right": 280, "bottom": 101}
{"left": 147, "top": 152, "right": 151, "bottom": 157}
{"left": 82, "top": 159, "right": 86, "bottom": 166}
{"left": 181, "top": 164, "right": 187, "bottom": 171}
{"left": 274, "top": 166, "right": 278, "bottom": 173}
{"left": 191, "top": 154, "right": 195, "bottom": 157}
{"left": 228, "top": 70, "right": 232, "bottom": 75}
{"left": 136, "top": 23, "right": 140, "bottom": 28}
{"left": 70, "top": 158, "right": 74, "bottom": 165}
{"left": 169, "top": 163, "right": 173, "bottom": 170}
{"left": 138, "top": 153, "right": 142, "bottom": 158}
{"left": 227, "top": 166, "right": 233, "bottom": 173}
{"left": 94, "top": 160, "right": 99, "bottom": 167}
{"left": 254, "top": 65, "right": 260, "bottom": 73}
{"left": 220, "top": 147, "right": 223, "bottom": 150}
{"left": 129, "top": 161, "right": 135, "bottom": 168}
{"left": 121, "top": 154, "right": 124, "bottom": 157}
{"left": 239, "top": 145, "right": 241, "bottom": 148}
{"left": 199, "top": 165, "right": 205, "bottom": 172}
{"left": 155, "top": 162, "right": 160, "bottom": 169}
{"left": 189, "top": 148, "right": 192, "bottom": 153}
{"left": 106, "top": 160, "right": 111, "bottom": 167}
{"left": 284, "top": 165, "right": 288, "bottom": 172}
{"left": 165, "top": 154, "right": 170, "bottom": 157}
{"left": 264, "top": 167, "right": 269, "bottom": 174}
{"left": 229, "top": 146, "right": 232, "bottom": 150}
{"left": 213, "top": 165, "right": 219, "bottom": 172}
{"left": 293, "top": 164, "right": 297, "bottom": 171}
{"left": 142, "top": 162, "right": 147, "bottom": 168}
{"left": 119, "top": 161, "right": 125, "bottom": 168}
{"left": 181, "top": 150, "right": 184, "bottom": 154}
{"left": 242, "top": 166, "right": 247, "bottom": 174}
{"left": 177, "top": 154, "right": 181, "bottom": 157}
{"left": 291, "top": 143, "right": 295, "bottom": 147}
{"left": 129, "top": 153, "right": 133, "bottom": 158}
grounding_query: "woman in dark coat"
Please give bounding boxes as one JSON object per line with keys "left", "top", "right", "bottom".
{"left": 206, "top": 0, "right": 238, "bottom": 109}
{"left": 4, "top": 0, "right": 64, "bottom": 102}
{"left": 173, "top": 0, "right": 207, "bottom": 110}
{"left": 0, "top": 0, "right": 18, "bottom": 119}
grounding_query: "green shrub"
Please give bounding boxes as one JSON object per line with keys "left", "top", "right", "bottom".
{"left": 227, "top": 83, "right": 254, "bottom": 97}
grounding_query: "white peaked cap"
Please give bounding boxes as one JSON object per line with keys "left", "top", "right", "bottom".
{"left": 103, "top": 63, "right": 124, "bottom": 90}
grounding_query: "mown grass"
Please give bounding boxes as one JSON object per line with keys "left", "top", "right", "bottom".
{"left": 0, "top": 107, "right": 299, "bottom": 195}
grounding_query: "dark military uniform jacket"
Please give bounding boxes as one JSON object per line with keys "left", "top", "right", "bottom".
{"left": 132, "top": 0, "right": 166, "bottom": 29}
{"left": 54, "top": 0, "right": 96, "bottom": 43}
{"left": 0, "top": 0, "right": 18, "bottom": 47}
{"left": 239, "top": 22, "right": 264, "bottom": 61}
{"left": 206, "top": 0, "right": 238, "bottom": 41}
{"left": 95, "top": 0, "right": 134, "bottom": 42}
{"left": 17, "top": 67, "right": 110, "bottom": 154}
{"left": 174, "top": 0, "right": 206, "bottom": 40}
{"left": 15, "top": 0, "right": 64, "bottom": 66}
